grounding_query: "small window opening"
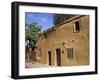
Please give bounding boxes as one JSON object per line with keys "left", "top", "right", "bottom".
{"left": 73, "top": 21, "right": 80, "bottom": 32}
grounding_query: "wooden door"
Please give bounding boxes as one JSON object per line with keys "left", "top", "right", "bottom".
{"left": 56, "top": 48, "right": 61, "bottom": 66}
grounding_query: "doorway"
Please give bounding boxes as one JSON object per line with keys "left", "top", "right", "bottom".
{"left": 56, "top": 48, "right": 61, "bottom": 66}
{"left": 48, "top": 51, "right": 51, "bottom": 66}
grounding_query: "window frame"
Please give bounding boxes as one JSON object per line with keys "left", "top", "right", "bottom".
{"left": 73, "top": 20, "right": 81, "bottom": 33}
{"left": 67, "top": 48, "right": 73, "bottom": 59}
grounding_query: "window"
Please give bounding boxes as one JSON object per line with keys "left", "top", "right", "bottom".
{"left": 67, "top": 48, "right": 73, "bottom": 59}
{"left": 73, "top": 21, "right": 80, "bottom": 32}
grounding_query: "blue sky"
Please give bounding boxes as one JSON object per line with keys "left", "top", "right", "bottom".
{"left": 25, "top": 12, "right": 54, "bottom": 32}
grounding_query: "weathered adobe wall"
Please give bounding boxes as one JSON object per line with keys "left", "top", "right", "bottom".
{"left": 37, "top": 16, "right": 89, "bottom": 66}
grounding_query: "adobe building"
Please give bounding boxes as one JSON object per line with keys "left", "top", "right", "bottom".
{"left": 36, "top": 15, "right": 89, "bottom": 66}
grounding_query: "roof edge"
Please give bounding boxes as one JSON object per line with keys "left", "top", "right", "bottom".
{"left": 41, "top": 15, "right": 85, "bottom": 34}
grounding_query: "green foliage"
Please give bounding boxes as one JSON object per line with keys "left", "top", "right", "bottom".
{"left": 26, "top": 23, "right": 41, "bottom": 46}
{"left": 54, "top": 14, "right": 75, "bottom": 25}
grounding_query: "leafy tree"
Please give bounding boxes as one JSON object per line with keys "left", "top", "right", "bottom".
{"left": 25, "top": 23, "right": 41, "bottom": 49}
{"left": 54, "top": 14, "right": 75, "bottom": 25}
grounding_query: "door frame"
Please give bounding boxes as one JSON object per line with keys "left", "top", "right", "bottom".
{"left": 56, "top": 48, "right": 61, "bottom": 66}
{"left": 48, "top": 51, "right": 52, "bottom": 66}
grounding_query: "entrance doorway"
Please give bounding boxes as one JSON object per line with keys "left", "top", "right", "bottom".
{"left": 56, "top": 48, "right": 61, "bottom": 66}
{"left": 48, "top": 51, "right": 51, "bottom": 66}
